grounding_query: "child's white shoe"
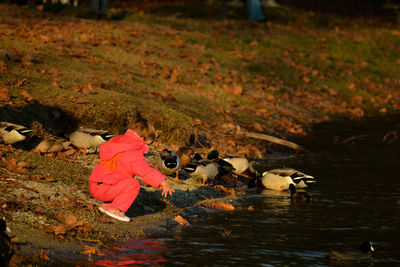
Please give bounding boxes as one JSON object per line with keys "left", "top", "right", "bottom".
{"left": 99, "top": 204, "right": 130, "bottom": 222}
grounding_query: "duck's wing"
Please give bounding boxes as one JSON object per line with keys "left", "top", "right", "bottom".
{"left": 0, "top": 122, "right": 32, "bottom": 133}
{"left": 260, "top": 171, "right": 293, "bottom": 190}
{"left": 77, "top": 128, "right": 108, "bottom": 134}
{"left": 182, "top": 163, "right": 198, "bottom": 174}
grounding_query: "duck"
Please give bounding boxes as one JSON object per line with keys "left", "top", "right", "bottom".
{"left": 177, "top": 146, "right": 194, "bottom": 168}
{"left": 32, "top": 135, "right": 72, "bottom": 154}
{"left": 207, "top": 150, "right": 259, "bottom": 178}
{"left": 0, "top": 122, "right": 32, "bottom": 144}
{"left": 256, "top": 168, "right": 315, "bottom": 191}
{"left": 0, "top": 219, "right": 14, "bottom": 267}
{"left": 289, "top": 184, "right": 311, "bottom": 202}
{"left": 329, "top": 241, "right": 374, "bottom": 262}
{"left": 192, "top": 152, "right": 234, "bottom": 178}
{"left": 68, "top": 127, "right": 113, "bottom": 153}
{"left": 157, "top": 149, "right": 181, "bottom": 177}
{"left": 182, "top": 159, "right": 219, "bottom": 185}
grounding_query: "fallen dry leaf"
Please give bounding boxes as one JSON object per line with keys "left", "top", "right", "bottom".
{"left": 209, "top": 202, "right": 235, "bottom": 211}
{"left": 21, "top": 54, "right": 33, "bottom": 67}
{"left": 40, "top": 249, "right": 51, "bottom": 261}
{"left": 80, "top": 245, "right": 97, "bottom": 255}
{"left": 20, "top": 90, "right": 34, "bottom": 103}
{"left": 253, "top": 122, "right": 264, "bottom": 132}
{"left": 0, "top": 87, "right": 10, "bottom": 102}
{"left": 39, "top": 213, "right": 91, "bottom": 238}
{"left": 213, "top": 185, "right": 236, "bottom": 196}
{"left": 74, "top": 83, "right": 97, "bottom": 94}
{"left": 173, "top": 215, "right": 189, "bottom": 225}
{"left": 80, "top": 245, "right": 105, "bottom": 256}
{"left": 16, "top": 78, "right": 28, "bottom": 87}
{"left": 2, "top": 158, "right": 29, "bottom": 173}
{"left": 0, "top": 60, "right": 8, "bottom": 73}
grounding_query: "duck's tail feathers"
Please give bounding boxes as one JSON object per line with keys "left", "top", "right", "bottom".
{"left": 292, "top": 176, "right": 316, "bottom": 185}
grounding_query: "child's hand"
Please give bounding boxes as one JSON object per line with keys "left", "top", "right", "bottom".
{"left": 160, "top": 180, "right": 175, "bottom": 197}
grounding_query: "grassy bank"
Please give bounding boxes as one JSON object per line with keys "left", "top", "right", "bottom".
{"left": 1, "top": 2, "right": 399, "bottom": 151}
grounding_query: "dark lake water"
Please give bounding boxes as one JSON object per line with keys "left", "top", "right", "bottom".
{"left": 54, "top": 116, "right": 400, "bottom": 266}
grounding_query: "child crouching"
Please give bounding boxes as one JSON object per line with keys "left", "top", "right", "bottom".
{"left": 89, "top": 117, "right": 174, "bottom": 222}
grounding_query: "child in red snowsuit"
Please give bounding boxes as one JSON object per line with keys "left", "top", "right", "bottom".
{"left": 89, "top": 118, "right": 174, "bottom": 222}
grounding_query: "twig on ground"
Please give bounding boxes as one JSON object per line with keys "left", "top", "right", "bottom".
{"left": 237, "top": 127, "right": 304, "bottom": 152}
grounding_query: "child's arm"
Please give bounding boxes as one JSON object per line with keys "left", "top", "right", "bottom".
{"left": 159, "top": 180, "right": 175, "bottom": 197}
{"left": 128, "top": 153, "right": 170, "bottom": 189}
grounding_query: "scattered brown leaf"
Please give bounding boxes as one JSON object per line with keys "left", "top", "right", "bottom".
{"left": 0, "top": 60, "right": 9, "bottom": 73}
{"left": 253, "top": 122, "right": 264, "bottom": 132}
{"left": 39, "top": 213, "right": 91, "bottom": 239}
{"left": 2, "top": 158, "right": 29, "bottom": 173}
{"left": 213, "top": 185, "right": 235, "bottom": 196}
{"left": 173, "top": 215, "right": 189, "bottom": 225}
{"left": 20, "top": 90, "right": 34, "bottom": 103}
{"left": 21, "top": 54, "right": 33, "bottom": 67}
{"left": 81, "top": 245, "right": 105, "bottom": 256}
{"left": 16, "top": 78, "right": 28, "bottom": 87}
{"left": 0, "top": 87, "right": 10, "bottom": 102}
{"left": 209, "top": 202, "right": 235, "bottom": 211}
{"left": 39, "top": 249, "right": 51, "bottom": 261}
{"left": 74, "top": 83, "right": 97, "bottom": 94}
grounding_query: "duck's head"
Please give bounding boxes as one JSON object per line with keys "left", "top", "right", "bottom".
{"left": 360, "top": 241, "right": 374, "bottom": 253}
{"left": 207, "top": 150, "right": 219, "bottom": 160}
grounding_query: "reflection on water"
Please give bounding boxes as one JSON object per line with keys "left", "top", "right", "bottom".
{"left": 93, "top": 239, "right": 167, "bottom": 266}
{"left": 90, "top": 117, "right": 400, "bottom": 266}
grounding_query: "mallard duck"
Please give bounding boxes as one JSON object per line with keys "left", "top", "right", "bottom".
{"left": 0, "top": 219, "right": 14, "bottom": 266}
{"left": 177, "top": 146, "right": 194, "bottom": 168}
{"left": 289, "top": 184, "right": 311, "bottom": 202}
{"left": 68, "top": 127, "right": 113, "bottom": 153}
{"left": 157, "top": 149, "right": 181, "bottom": 177}
{"left": 256, "top": 168, "right": 315, "bottom": 191}
{"left": 182, "top": 159, "right": 219, "bottom": 185}
{"left": 329, "top": 241, "right": 374, "bottom": 261}
{"left": 207, "top": 150, "right": 258, "bottom": 178}
{"left": 0, "top": 122, "right": 32, "bottom": 144}
{"left": 32, "top": 135, "right": 72, "bottom": 154}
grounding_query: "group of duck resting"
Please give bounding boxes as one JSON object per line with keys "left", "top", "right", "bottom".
{"left": 0, "top": 121, "right": 376, "bottom": 263}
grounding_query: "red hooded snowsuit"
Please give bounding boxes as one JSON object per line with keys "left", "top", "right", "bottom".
{"left": 89, "top": 129, "right": 166, "bottom": 212}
